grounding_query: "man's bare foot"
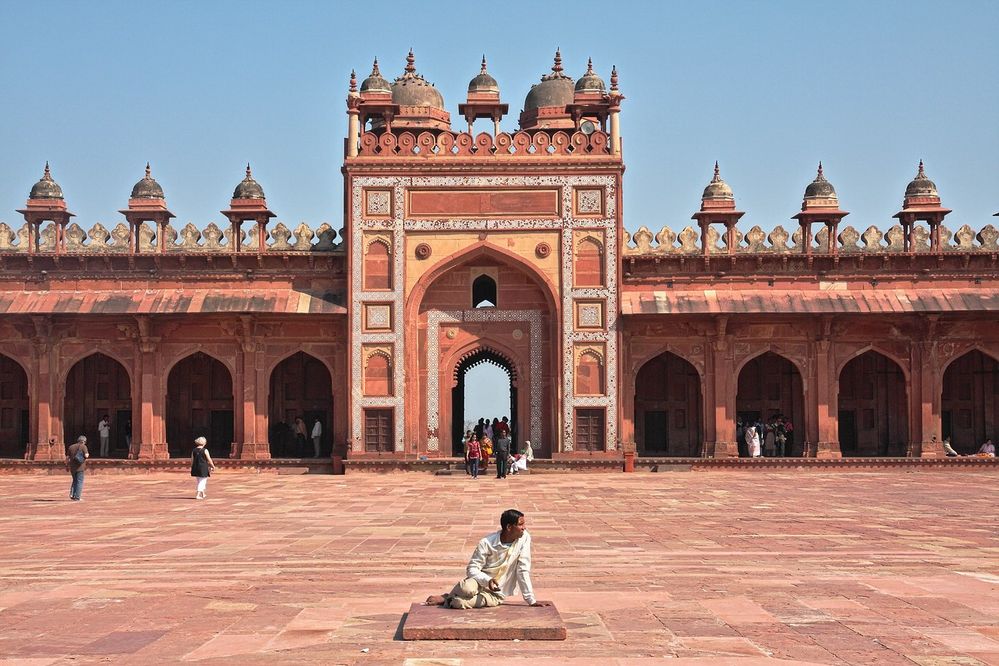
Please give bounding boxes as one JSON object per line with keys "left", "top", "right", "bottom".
{"left": 424, "top": 594, "right": 446, "bottom": 606}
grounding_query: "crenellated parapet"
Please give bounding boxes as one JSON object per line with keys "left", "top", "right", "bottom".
{"left": 356, "top": 128, "right": 612, "bottom": 158}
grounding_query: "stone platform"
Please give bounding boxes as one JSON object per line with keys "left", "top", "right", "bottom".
{"left": 0, "top": 470, "right": 997, "bottom": 663}
{"left": 402, "top": 601, "right": 566, "bottom": 640}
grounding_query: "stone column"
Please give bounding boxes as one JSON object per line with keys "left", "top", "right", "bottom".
{"left": 136, "top": 339, "right": 166, "bottom": 459}
{"left": 814, "top": 340, "right": 841, "bottom": 458}
{"left": 913, "top": 341, "right": 944, "bottom": 457}
{"left": 29, "top": 338, "right": 57, "bottom": 460}
{"left": 709, "top": 336, "right": 737, "bottom": 458}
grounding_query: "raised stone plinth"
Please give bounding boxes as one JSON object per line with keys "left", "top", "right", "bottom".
{"left": 402, "top": 601, "right": 566, "bottom": 640}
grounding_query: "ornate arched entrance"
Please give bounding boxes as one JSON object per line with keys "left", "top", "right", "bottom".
{"left": 451, "top": 347, "right": 518, "bottom": 456}
{"left": 167, "top": 352, "right": 233, "bottom": 458}
{"left": 0, "top": 354, "right": 29, "bottom": 458}
{"left": 837, "top": 351, "right": 908, "bottom": 456}
{"left": 942, "top": 350, "right": 999, "bottom": 453}
{"left": 634, "top": 351, "right": 702, "bottom": 456}
{"left": 268, "top": 352, "right": 333, "bottom": 458}
{"left": 736, "top": 352, "right": 805, "bottom": 456}
{"left": 64, "top": 353, "right": 132, "bottom": 458}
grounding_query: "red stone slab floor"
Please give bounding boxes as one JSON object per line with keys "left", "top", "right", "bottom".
{"left": 0, "top": 470, "right": 997, "bottom": 665}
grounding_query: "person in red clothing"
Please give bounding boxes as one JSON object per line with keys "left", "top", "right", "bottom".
{"left": 494, "top": 416, "right": 510, "bottom": 439}
{"left": 466, "top": 434, "right": 482, "bottom": 479}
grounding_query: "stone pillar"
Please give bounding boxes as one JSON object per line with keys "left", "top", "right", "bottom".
{"left": 136, "top": 341, "right": 166, "bottom": 459}
{"left": 709, "top": 337, "right": 738, "bottom": 457}
{"left": 814, "top": 340, "right": 841, "bottom": 458}
{"left": 233, "top": 345, "right": 245, "bottom": 459}
{"left": 237, "top": 341, "right": 267, "bottom": 459}
{"left": 913, "top": 341, "right": 944, "bottom": 457}
{"left": 30, "top": 339, "right": 58, "bottom": 460}
{"left": 609, "top": 108, "right": 621, "bottom": 156}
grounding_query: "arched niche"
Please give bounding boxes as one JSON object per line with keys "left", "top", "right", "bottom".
{"left": 268, "top": 352, "right": 333, "bottom": 458}
{"left": 363, "top": 238, "right": 392, "bottom": 290}
{"left": 63, "top": 353, "right": 132, "bottom": 458}
{"left": 635, "top": 351, "right": 702, "bottom": 456}
{"left": 837, "top": 350, "right": 908, "bottom": 456}
{"left": 736, "top": 352, "right": 804, "bottom": 456}
{"left": 167, "top": 352, "right": 233, "bottom": 458}
{"left": 0, "top": 354, "right": 29, "bottom": 458}
{"left": 942, "top": 350, "right": 999, "bottom": 454}
{"left": 574, "top": 237, "right": 605, "bottom": 287}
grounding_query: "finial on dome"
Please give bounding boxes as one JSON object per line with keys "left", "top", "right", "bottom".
{"left": 349, "top": 69, "right": 357, "bottom": 93}
{"left": 480, "top": 54, "right": 487, "bottom": 74}
{"left": 44, "top": 161, "right": 51, "bottom": 179}
{"left": 406, "top": 48, "right": 416, "bottom": 73}
{"left": 917, "top": 159, "right": 925, "bottom": 178}
{"left": 585, "top": 57, "right": 594, "bottom": 75}
{"left": 610, "top": 65, "right": 618, "bottom": 92}
{"left": 371, "top": 57, "right": 381, "bottom": 76}
{"left": 816, "top": 162, "right": 825, "bottom": 180}
{"left": 552, "top": 48, "right": 563, "bottom": 75}
{"left": 246, "top": 163, "right": 252, "bottom": 178}
{"left": 145, "top": 162, "right": 151, "bottom": 178}
{"left": 713, "top": 160, "right": 720, "bottom": 180}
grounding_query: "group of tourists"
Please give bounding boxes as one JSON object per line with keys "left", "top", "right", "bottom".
{"left": 462, "top": 416, "right": 533, "bottom": 479}
{"left": 737, "top": 415, "right": 794, "bottom": 458}
{"left": 943, "top": 436, "right": 996, "bottom": 458}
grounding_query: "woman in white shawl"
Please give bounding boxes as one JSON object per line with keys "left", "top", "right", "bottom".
{"left": 745, "top": 425, "right": 761, "bottom": 458}
{"left": 511, "top": 440, "right": 534, "bottom": 474}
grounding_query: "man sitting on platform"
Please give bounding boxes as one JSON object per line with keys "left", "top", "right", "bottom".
{"left": 426, "top": 509, "right": 550, "bottom": 609}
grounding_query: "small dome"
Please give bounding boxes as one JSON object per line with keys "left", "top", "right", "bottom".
{"left": 804, "top": 163, "right": 837, "bottom": 199}
{"left": 233, "top": 164, "right": 265, "bottom": 200}
{"left": 391, "top": 50, "right": 445, "bottom": 108}
{"left": 574, "top": 58, "right": 605, "bottom": 93}
{"left": 468, "top": 55, "right": 499, "bottom": 94}
{"left": 130, "top": 163, "right": 164, "bottom": 200}
{"left": 524, "top": 49, "right": 575, "bottom": 111}
{"left": 360, "top": 58, "right": 391, "bottom": 93}
{"left": 702, "top": 162, "right": 734, "bottom": 200}
{"left": 904, "top": 160, "right": 938, "bottom": 198}
{"left": 29, "top": 162, "right": 64, "bottom": 200}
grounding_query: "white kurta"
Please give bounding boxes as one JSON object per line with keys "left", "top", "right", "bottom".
{"left": 746, "top": 428, "right": 761, "bottom": 457}
{"left": 466, "top": 530, "right": 536, "bottom": 604}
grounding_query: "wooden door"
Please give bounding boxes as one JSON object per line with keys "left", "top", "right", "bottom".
{"left": 574, "top": 408, "right": 605, "bottom": 452}
{"left": 364, "top": 408, "right": 393, "bottom": 452}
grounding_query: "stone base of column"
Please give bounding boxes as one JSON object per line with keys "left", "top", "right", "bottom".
{"left": 710, "top": 440, "right": 739, "bottom": 458}
{"left": 29, "top": 441, "right": 64, "bottom": 461}
{"left": 815, "top": 441, "right": 842, "bottom": 459}
{"left": 918, "top": 440, "right": 945, "bottom": 458}
{"left": 239, "top": 444, "right": 272, "bottom": 460}
{"left": 137, "top": 443, "right": 170, "bottom": 460}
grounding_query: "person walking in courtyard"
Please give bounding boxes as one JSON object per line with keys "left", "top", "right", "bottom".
{"left": 466, "top": 434, "right": 482, "bottom": 479}
{"left": 98, "top": 415, "right": 111, "bottom": 457}
{"left": 191, "top": 436, "right": 216, "bottom": 499}
{"left": 66, "top": 435, "right": 89, "bottom": 501}
{"left": 745, "top": 422, "right": 761, "bottom": 458}
{"left": 425, "top": 509, "right": 550, "bottom": 609}
{"left": 311, "top": 418, "right": 323, "bottom": 458}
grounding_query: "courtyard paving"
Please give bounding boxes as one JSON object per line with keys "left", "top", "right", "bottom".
{"left": 0, "top": 469, "right": 996, "bottom": 665}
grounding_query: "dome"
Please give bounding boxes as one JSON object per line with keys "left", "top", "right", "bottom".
{"left": 524, "top": 49, "right": 575, "bottom": 111}
{"left": 359, "top": 58, "right": 391, "bottom": 93}
{"left": 130, "top": 163, "right": 164, "bottom": 200}
{"left": 233, "top": 164, "right": 265, "bottom": 200}
{"left": 904, "top": 160, "right": 938, "bottom": 198}
{"left": 29, "top": 162, "right": 64, "bottom": 200}
{"left": 804, "top": 163, "right": 837, "bottom": 199}
{"left": 702, "top": 162, "right": 734, "bottom": 200}
{"left": 574, "top": 58, "right": 605, "bottom": 93}
{"left": 468, "top": 55, "right": 499, "bottom": 94}
{"left": 391, "top": 50, "right": 444, "bottom": 108}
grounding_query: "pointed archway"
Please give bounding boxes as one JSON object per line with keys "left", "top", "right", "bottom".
{"left": 736, "top": 352, "right": 805, "bottom": 456}
{"left": 0, "top": 354, "right": 29, "bottom": 458}
{"left": 451, "top": 348, "right": 517, "bottom": 456}
{"left": 837, "top": 351, "right": 908, "bottom": 456}
{"left": 167, "top": 352, "right": 233, "bottom": 458}
{"left": 635, "top": 351, "right": 702, "bottom": 456}
{"left": 64, "top": 353, "right": 132, "bottom": 459}
{"left": 942, "top": 350, "right": 999, "bottom": 454}
{"left": 268, "top": 352, "right": 333, "bottom": 458}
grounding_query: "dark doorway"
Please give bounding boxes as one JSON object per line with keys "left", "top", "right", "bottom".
{"left": 268, "top": 352, "right": 333, "bottom": 458}
{"left": 838, "top": 410, "right": 857, "bottom": 455}
{"left": 837, "top": 351, "right": 908, "bottom": 456}
{"left": 471, "top": 275, "right": 497, "bottom": 308}
{"left": 635, "top": 351, "right": 702, "bottom": 456}
{"left": 167, "top": 352, "right": 233, "bottom": 458}
{"left": 941, "top": 350, "right": 999, "bottom": 454}
{"left": 116, "top": 409, "right": 132, "bottom": 458}
{"left": 451, "top": 348, "right": 516, "bottom": 457}
{"left": 0, "top": 354, "right": 29, "bottom": 458}
{"left": 63, "top": 353, "right": 131, "bottom": 458}
{"left": 736, "top": 352, "right": 805, "bottom": 456}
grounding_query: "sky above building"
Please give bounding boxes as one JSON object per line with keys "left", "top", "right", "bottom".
{"left": 1, "top": 1, "right": 996, "bottom": 237}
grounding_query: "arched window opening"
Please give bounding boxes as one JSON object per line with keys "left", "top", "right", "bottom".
{"left": 472, "top": 274, "right": 497, "bottom": 308}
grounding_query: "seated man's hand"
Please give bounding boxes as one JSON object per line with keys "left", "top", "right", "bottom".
{"left": 531, "top": 601, "right": 552, "bottom": 607}
{"left": 487, "top": 578, "right": 500, "bottom": 592}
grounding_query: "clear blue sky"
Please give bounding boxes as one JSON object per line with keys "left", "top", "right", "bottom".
{"left": 1, "top": 1, "right": 996, "bottom": 235}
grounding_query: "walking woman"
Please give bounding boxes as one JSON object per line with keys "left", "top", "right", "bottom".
{"left": 466, "top": 434, "right": 482, "bottom": 479}
{"left": 191, "top": 436, "right": 216, "bottom": 499}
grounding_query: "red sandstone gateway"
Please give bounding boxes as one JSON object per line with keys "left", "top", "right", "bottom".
{"left": 0, "top": 51, "right": 997, "bottom": 465}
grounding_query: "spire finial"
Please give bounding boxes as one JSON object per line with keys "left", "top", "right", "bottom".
{"left": 712, "top": 161, "right": 721, "bottom": 181}
{"left": 349, "top": 69, "right": 357, "bottom": 93}
{"left": 43, "top": 161, "right": 51, "bottom": 179}
{"left": 480, "top": 54, "right": 487, "bottom": 73}
{"left": 552, "top": 48, "right": 563, "bottom": 74}
{"left": 610, "top": 65, "right": 619, "bottom": 92}
{"left": 145, "top": 162, "right": 151, "bottom": 178}
{"left": 816, "top": 161, "right": 825, "bottom": 179}
{"left": 585, "top": 57, "right": 594, "bottom": 75}
{"left": 406, "top": 48, "right": 416, "bottom": 74}
{"left": 371, "top": 57, "right": 381, "bottom": 77}
{"left": 917, "top": 159, "right": 926, "bottom": 178}
{"left": 246, "top": 163, "right": 252, "bottom": 178}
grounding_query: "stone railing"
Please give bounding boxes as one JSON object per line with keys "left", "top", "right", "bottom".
{"left": 623, "top": 222, "right": 999, "bottom": 255}
{"left": 356, "top": 129, "right": 612, "bottom": 157}
{"left": 0, "top": 220, "right": 343, "bottom": 254}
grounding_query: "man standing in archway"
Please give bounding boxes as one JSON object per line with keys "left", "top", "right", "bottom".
{"left": 97, "top": 415, "right": 111, "bottom": 457}
{"left": 494, "top": 416, "right": 511, "bottom": 479}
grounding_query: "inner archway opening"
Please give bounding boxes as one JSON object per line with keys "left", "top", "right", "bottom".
{"left": 942, "top": 350, "right": 999, "bottom": 454}
{"left": 837, "top": 351, "right": 908, "bottom": 456}
{"left": 0, "top": 355, "right": 29, "bottom": 458}
{"left": 268, "top": 352, "right": 333, "bottom": 459}
{"left": 635, "top": 351, "right": 702, "bottom": 456}
{"left": 167, "top": 352, "right": 233, "bottom": 459}
{"left": 736, "top": 352, "right": 804, "bottom": 457}
{"left": 451, "top": 348, "right": 516, "bottom": 457}
{"left": 64, "top": 353, "right": 132, "bottom": 459}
